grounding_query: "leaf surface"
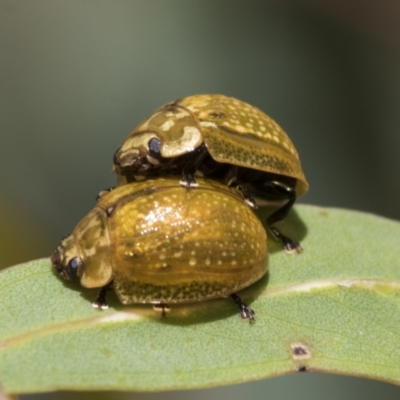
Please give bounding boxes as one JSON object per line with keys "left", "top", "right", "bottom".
{"left": 1, "top": 205, "right": 400, "bottom": 393}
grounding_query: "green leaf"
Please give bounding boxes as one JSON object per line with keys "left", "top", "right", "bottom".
{"left": 1, "top": 205, "right": 400, "bottom": 394}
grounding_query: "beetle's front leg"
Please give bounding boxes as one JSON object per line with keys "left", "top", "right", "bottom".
{"left": 92, "top": 283, "right": 113, "bottom": 310}
{"left": 180, "top": 144, "right": 209, "bottom": 188}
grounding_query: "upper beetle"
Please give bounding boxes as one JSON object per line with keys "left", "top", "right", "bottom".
{"left": 113, "top": 94, "right": 309, "bottom": 252}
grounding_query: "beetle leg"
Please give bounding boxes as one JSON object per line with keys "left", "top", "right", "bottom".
{"left": 180, "top": 144, "right": 209, "bottom": 187}
{"left": 222, "top": 166, "right": 259, "bottom": 210}
{"left": 230, "top": 293, "right": 255, "bottom": 323}
{"left": 269, "top": 226, "right": 302, "bottom": 254}
{"left": 234, "top": 185, "right": 258, "bottom": 210}
{"left": 92, "top": 283, "right": 113, "bottom": 310}
{"left": 264, "top": 181, "right": 302, "bottom": 253}
{"left": 180, "top": 174, "right": 199, "bottom": 188}
{"left": 153, "top": 303, "right": 171, "bottom": 318}
{"left": 96, "top": 187, "right": 115, "bottom": 202}
{"left": 224, "top": 165, "right": 239, "bottom": 186}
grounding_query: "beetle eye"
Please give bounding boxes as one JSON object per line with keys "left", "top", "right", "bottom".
{"left": 148, "top": 138, "right": 162, "bottom": 159}
{"left": 67, "top": 257, "right": 81, "bottom": 279}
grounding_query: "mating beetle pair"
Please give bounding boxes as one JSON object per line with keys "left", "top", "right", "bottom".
{"left": 52, "top": 94, "right": 308, "bottom": 321}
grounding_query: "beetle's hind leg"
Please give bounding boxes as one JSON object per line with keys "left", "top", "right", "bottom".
{"left": 269, "top": 226, "right": 302, "bottom": 254}
{"left": 264, "top": 181, "right": 302, "bottom": 254}
{"left": 232, "top": 173, "right": 302, "bottom": 253}
{"left": 92, "top": 283, "right": 113, "bottom": 310}
{"left": 230, "top": 293, "right": 255, "bottom": 323}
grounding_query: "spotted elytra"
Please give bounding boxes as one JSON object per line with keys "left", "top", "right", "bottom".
{"left": 113, "top": 94, "right": 308, "bottom": 252}
{"left": 51, "top": 177, "right": 268, "bottom": 322}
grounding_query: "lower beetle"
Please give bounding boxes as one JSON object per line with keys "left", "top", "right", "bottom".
{"left": 51, "top": 177, "right": 268, "bottom": 322}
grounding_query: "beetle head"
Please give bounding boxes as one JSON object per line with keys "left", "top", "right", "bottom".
{"left": 113, "top": 135, "right": 164, "bottom": 178}
{"left": 51, "top": 234, "right": 82, "bottom": 281}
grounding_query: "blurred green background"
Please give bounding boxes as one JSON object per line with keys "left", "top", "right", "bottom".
{"left": 1, "top": 0, "right": 400, "bottom": 398}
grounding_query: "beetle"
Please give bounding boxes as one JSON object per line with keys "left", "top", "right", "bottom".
{"left": 51, "top": 177, "right": 268, "bottom": 322}
{"left": 113, "top": 94, "right": 308, "bottom": 253}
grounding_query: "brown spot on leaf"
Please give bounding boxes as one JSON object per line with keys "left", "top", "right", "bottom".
{"left": 291, "top": 342, "right": 311, "bottom": 360}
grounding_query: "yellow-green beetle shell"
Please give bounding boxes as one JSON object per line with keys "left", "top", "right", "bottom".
{"left": 116, "top": 94, "right": 308, "bottom": 196}
{"left": 58, "top": 177, "right": 268, "bottom": 305}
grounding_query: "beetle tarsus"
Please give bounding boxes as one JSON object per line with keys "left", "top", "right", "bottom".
{"left": 230, "top": 293, "right": 255, "bottom": 323}
{"left": 269, "top": 226, "right": 302, "bottom": 253}
{"left": 180, "top": 174, "right": 198, "bottom": 187}
{"left": 284, "top": 238, "right": 303, "bottom": 254}
{"left": 92, "top": 285, "right": 111, "bottom": 310}
{"left": 234, "top": 185, "right": 258, "bottom": 210}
